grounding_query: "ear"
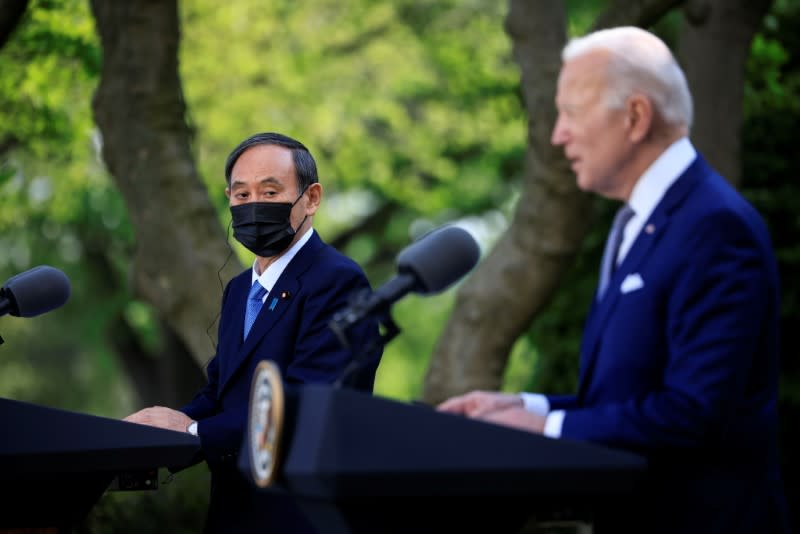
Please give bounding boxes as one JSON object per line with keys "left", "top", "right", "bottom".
{"left": 303, "top": 183, "right": 323, "bottom": 216}
{"left": 626, "top": 94, "right": 653, "bottom": 143}
{"left": 225, "top": 187, "right": 231, "bottom": 200}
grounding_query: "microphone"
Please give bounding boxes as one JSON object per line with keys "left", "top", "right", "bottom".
{"left": 0, "top": 265, "right": 72, "bottom": 318}
{"left": 330, "top": 225, "right": 480, "bottom": 340}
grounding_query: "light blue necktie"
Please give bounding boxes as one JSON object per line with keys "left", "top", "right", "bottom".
{"left": 597, "top": 204, "right": 635, "bottom": 300}
{"left": 244, "top": 281, "right": 268, "bottom": 340}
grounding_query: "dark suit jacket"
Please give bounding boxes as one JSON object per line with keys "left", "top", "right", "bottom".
{"left": 181, "top": 231, "right": 381, "bottom": 533}
{"left": 547, "top": 155, "right": 790, "bottom": 533}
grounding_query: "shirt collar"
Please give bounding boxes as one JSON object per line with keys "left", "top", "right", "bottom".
{"left": 616, "top": 138, "right": 696, "bottom": 264}
{"left": 627, "top": 137, "right": 696, "bottom": 221}
{"left": 250, "top": 228, "right": 315, "bottom": 292}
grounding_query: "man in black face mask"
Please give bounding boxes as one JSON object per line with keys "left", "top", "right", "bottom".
{"left": 125, "top": 132, "right": 382, "bottom": 533}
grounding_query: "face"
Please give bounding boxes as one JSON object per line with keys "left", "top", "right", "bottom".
{"left": 226, "top": 143, "right": 320, "bottom": 238}
{"left": 551, "top": 52, "right": 636, "bottom": 200}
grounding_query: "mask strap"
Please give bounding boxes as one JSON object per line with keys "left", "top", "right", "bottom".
{"left": 288, "top": 183, "right": 312, "bottom": 236}
{"left": 291, "top": 184, "right": 311, "bottom": 207}
{"left": 293, "top": 215, "right": 308, "bottom": 234}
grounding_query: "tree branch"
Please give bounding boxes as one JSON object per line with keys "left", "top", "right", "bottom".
{"left": 0, "top": 0, "right": 28, "bottom": 50}
{"left": 591, "top": 0, "right": 686, "bottom": 31}
{"left": 90, "top": 0, "right": 241, "bottom": 366}
{"left": 327, "top": 201, "right": 399, "bottom": 252}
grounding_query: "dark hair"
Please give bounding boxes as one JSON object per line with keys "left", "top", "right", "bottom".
{"left": 224, "top": 132, "right": 319, "bottom": 192}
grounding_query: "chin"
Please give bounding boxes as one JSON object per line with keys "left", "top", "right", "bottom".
{"left": 575, "top": 174, "right": 592, "bottom": 192}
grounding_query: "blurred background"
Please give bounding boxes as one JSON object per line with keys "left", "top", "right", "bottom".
{"left": 1, "top": 0, "right": 797, "bottom": 531}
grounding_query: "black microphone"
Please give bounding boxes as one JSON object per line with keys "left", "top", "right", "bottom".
{"left": 0, "top": 265, "right": 72, "bottom": 318}
{"left": 330, "top": 225, "right": 481, "bottom": 339}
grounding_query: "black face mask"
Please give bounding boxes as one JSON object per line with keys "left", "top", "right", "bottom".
{"left": 230, "top": 190, "right": 307, "bottom": 258}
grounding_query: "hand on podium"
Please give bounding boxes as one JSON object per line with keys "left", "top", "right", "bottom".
{"left": 124, "top": 406, "right": 195, "bottom": 434}
{"left": 437, "top": 390, "right": 546, "bottom": 433}
{"left": 436, "top": 390, "right": 522, "bottom": 417}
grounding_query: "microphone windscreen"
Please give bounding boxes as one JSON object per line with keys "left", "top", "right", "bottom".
{"left": 2, "top": 265, "right": 72, "bottom": 317}
{"left": 396, "top": 225, "right": 480, "bottom": 294}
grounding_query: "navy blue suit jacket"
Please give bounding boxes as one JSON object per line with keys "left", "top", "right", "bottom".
{"left": 181, "top": 231, "right": 380, "bottom": 533}
{"left": 547, "top": 156, "right": 789, "bottom": 533}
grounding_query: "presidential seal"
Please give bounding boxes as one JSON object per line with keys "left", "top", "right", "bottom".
{"left": 248, "top": 360, "right": 285, "bottom": 487}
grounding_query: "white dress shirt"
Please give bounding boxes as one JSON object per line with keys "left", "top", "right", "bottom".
{"left": 250, "top": 228, "right": 315, "bottom": 298}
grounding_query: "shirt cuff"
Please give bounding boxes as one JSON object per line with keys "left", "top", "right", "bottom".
{"left": 520, "top": 393, "right": 549, "bottom": 416}
{"left": 543, "top": 410, "right": 565, "bottom": 439}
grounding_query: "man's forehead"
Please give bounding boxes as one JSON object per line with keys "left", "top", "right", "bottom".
{"left": 230, "top": 145, "right": 297, "bottom": 184}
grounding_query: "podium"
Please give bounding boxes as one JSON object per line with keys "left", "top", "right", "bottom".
{"left": 0, "top": 397, "right": 201, "bottom": 529}
{"left": 243, "top": 384, "right": 648, "bottom": 533}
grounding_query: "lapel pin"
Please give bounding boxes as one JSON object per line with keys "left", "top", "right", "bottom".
{"left": 269, "top": 297, "right": 279, "bottom": 311}
{"left": 280, "top": 291, "right": 291, "bottom": 300}
{"left": 645, "top": 224, "right": 655, "bottom": 234}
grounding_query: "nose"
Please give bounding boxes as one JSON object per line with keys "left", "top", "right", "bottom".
{"left": 551, "top": 115, "right": 567, "bottom": 146}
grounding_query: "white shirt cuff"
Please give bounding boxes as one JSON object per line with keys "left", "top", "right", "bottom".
{"left": 520, "top": 393, "right": 549, "bottom": 416}
{"left": 543, "top": 410, "right": 565, "bottom": 439}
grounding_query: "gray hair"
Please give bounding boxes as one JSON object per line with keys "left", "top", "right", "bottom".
{"left": 563, "top": 26, "right": 693, "bottom": 129}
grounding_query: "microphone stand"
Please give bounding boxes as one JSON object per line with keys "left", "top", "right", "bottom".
{"left": 0, "top": 297, "right": 10, "bottom": 345}
{"left": 332, "top": 289, "right": 401, "bottom": 389}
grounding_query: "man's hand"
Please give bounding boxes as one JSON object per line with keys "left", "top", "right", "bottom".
{"left": 124, "top": 406, "right": 194, "bottom": 433}
{"left": 478, "top": 406, "right": 546, "bottom": 434}
{"left": 436, "top": 390, "right": 523, "bottom": 418}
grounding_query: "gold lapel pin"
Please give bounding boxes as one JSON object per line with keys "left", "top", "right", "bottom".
{"left": 645, "top": 224, "right": 655, "bottom": 234}
{"left": 280, "top": 291, "right": 291, "bottom": 300}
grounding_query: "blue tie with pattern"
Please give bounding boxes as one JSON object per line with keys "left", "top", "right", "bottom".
{"left": 597, "top": 204, "right": 635, "bottom": 300}
{"left": 244, "top": 281, "right": 267, "bottom": 340}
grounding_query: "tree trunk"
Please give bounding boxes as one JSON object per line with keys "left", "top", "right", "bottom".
{"left": 0, "top": 0, "right": 28, "bottom": 50}
{"left": 422, "top": 1, "right": 581, "bottom": 403}
{"left": 591, "top": 0, "right": 684, "bottom": 31}
{"left": 422, "top": 0, "right": 688, "bottom": 404}
{"left": 90, "top": 0, "right": 241, "bottom": 369}
{"left": 678, "top": 0, "right": 773, "bottom": 187}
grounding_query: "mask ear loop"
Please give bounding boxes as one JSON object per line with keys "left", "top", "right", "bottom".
{"left": 291, "top": 183, "right": 311, "bottom": 206}
{"left": 290, "top": 183, "right": 312, "bottom": 233}
{"left": 204, "top": 218, "right": 235, "bottom": 365}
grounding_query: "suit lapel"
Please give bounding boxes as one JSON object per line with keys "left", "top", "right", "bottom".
{"left": 218, "top": 233, "right": 325, "bottom": 392}
{"left": 217, "top": 274, "right": 249, "bottom": 384}
{"left": 577, "top": 156, "right": 708, "bottom": 395}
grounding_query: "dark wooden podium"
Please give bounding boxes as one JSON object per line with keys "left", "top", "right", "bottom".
{"left": 0, "top": 397, "right": 201, "bottom": 530}
{"left": 241, "top": 385, "right": 648, "bottom": 533}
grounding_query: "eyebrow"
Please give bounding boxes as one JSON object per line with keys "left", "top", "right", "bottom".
{"left": 230, "top": 176, "right": 284, "bottom": 188}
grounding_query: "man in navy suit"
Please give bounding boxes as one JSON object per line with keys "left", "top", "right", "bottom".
{"left": 126, "top": 132, "right": 381, "bottom": 532}
{"left": 439, "top": 27, "right": 789, "bottom": 533}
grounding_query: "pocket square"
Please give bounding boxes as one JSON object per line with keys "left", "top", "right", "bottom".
{"left": 620, "top": 273, "right": 644, "bottom": 294}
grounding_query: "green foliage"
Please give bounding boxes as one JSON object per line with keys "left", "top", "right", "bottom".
{"left": 176, "top": 0, "right": 531, "bottom": 401}
{"left": 0, "top": 0, "right": 137, "bottom": 415}
{"left": 374, "top": 291, "right": 457, "bottom": 400}
{"left": 566, "top": 0, "right": 604, "bottom": 35}
{"left": 0, "top": 0, "right": 795, "bottom": 529}
{"left": 179, "top": 0, "right": 525, "bottom": 237}
{"left": 737, "top": 0, "right": 800, "bottom": 512}
{"left": 0, "top": 0, "right": 531, "bottom": 414}
{"left": 741, "top": 2, "right": 800, "bottom": 405}
{"left": 0, "top": 0, "right": 99, "bottom": 154}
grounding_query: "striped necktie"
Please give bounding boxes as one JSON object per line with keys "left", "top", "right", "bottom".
{"left": 597, "top": 204, "right": 635, "bottom": 300}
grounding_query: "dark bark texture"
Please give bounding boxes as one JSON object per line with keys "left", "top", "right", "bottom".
{"left": 90, "top": 0, "right": 241, "bottom": 371}
{"left": 678, "top": 0, "right": 773, "bottom": 187}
